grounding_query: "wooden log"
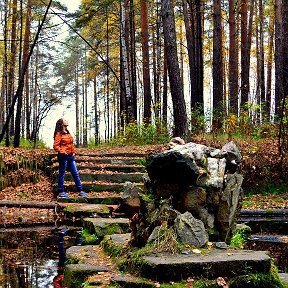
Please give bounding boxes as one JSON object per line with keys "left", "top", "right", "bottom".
{"left": 0, "top": 200, "right": 57, "bottom": 209}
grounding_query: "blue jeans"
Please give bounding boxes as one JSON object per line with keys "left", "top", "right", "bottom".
{"left": 58, "top": 154, "right": 83, "bottom": 192}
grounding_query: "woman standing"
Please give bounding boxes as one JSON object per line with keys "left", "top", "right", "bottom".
{"left": 53, "top": 118, "right": 86, "bottom": 198}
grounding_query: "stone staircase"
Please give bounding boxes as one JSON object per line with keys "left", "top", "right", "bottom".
{"left": 54, "top": 148, "right": 288, "bottom": 288}
{"left": 55, "top": 148, "right": 153, "bottom": 287}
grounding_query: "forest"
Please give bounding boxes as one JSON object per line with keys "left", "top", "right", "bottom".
{"left": 0, "top": 0, "right": 287, "bottom": 153}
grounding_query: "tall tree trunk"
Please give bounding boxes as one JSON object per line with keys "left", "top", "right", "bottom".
{"left": 274, "top": 0, "right": 283, "bottom": 117}
{"left": 4, "top": 0, "right": 9, "bottom": 146}
{"left": 119, "top": 24, "right": 127, "bottom": 128}
{"left": 282, "top": 1, "right": 288, "bottom": 99}
{"left": 266, "top": 1, "right": 274, "bottom": 118}
{"left": 106, "top": 8, "right": 110, "bottom": 140}
{"left": 31, "top": 49, "right": 38, "bottom": 142}
{"left": 161, "top": 0, "right": 188, "bottom": 138}
{"left": 162, "top": 47, "right": 168, "bottom": 128}
{"left": 195, "top": 0, "right": 204, "bottom": 105}
{"left": 240, "top": 0, "right": 249, "bottom": 106}
{"left": 93, "top": 75, "right": 99, "bottom": 145}
{"left": 152, "top": 0, "right": 161, "bottom": 120}
{"left": 24, "top": 61, "right": 30, "bottom": 138}
{"left": 82, "top": 54, "right": 88, "bottom": 147}
{"left": 75, "top": 63, "right": 80, "bottom": 147}
{"left": 0, "top": 63, "right": 5, "bottom": 129}
{"left": 14, "top": 0, "right": 32, "bottom": 147}
{"left": 228, "top": 0, "right": 239, "bottom": 115}
{"left": 8, "top": 0, "right": 18, "bottom": 138}
{"left": 258, "top": 0, "right": 265, "bottom": 120}
{"left": 183, "top": 0, "right": 197, "bottom": 109}
{"left": 179, "top": 23, "right": 184, "bottom": 89}
{"left": 129, "top": 0, "right": 137, "bottom": 120}
{"left": 278, "top": 0, "right": 288, "bottom": 154}
{"left": 120, "top": 1, "right": 133, "bottom": 123}
{"left": 140, "top": 0, "right": 152, "bottom": 123}
{"left": 212, "top": 0, "right": 223, "bottom": 114}
{"left": 156, "top": 8, "right": 162, "bottom": 124}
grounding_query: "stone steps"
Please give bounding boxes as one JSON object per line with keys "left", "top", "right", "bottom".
{"left": 238, "top": 209, "right": 288, "bottom": 234}
{"left": 64, "top": 171, "right": 144, "bottom": 183}
{"left": 77, "top": 152, "right": 146, "bottom": 158}
{"left": 83, "top": 218, "right": 130, "bottom": 241}
{"left": 56, "top": 147, "right": 286, "bottom": 287}
{"left": 77, "top": 164, "right": 145, "bottom": 173}
{"left": 57, "top": 192, "right": 122, "bottom": 205}
{"left": 75, "top": 157, "right": 143, "bottom": 165}
{"left": 60, "top": 181, "right": 144, "bottom": 193}
{"left": 64, "top": 233, "right": 277, "bottom": 287}
{"left": 54, "top": 151, "right": 146, "bottom": 207}
{"left": 139, "top": 250, "right": 271, "bottom": 281}
{"left": 65, "top": 243, "right": 155, "bottom": 288}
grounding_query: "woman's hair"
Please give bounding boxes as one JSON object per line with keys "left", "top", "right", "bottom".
{"left": 54, "top": 118, "right": 69, "bottom": 139}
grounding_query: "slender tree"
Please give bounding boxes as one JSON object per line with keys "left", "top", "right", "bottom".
{"left": 240, "top": 0, "right": 249, "bottom": 106}
{"left": 266, "top": 0, "right": 274, "bottom": 118}
{"left": 228, "top": 0, "right": 239, "bottom": 115}
{"left": 14, "top": 0, "right": 32, "bottom": 147}
{"left": 120, "top": 0, "right": 133, "bottom": 122}
{"left": 140, "top": 0, "right": 152, "bottom": 123}
{"left": 212, "top": 0, "right": 223, "bottom": 114}
{"left": 183, "top": 0, "right": 197, "bottom": 110}
{"left": 274, "top": 0, "right": 283, "bottom": 117}
{"left": 161, "top": 0, "right": 188, "bottom": 137}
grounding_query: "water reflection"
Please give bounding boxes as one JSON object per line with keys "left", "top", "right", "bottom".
{"left": 0, "top": 227, "right": 78, "bottom": 288}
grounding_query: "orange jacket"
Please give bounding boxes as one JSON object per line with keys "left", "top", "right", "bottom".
{"left": 53, "top": 132, "right": 77, "bottom": 155}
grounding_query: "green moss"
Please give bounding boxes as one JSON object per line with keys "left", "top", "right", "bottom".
{"left": 101, "top": 235, "right": 125, "bottom": 258}
{"left": 65, "top": 255, "right": 81, "bottom": 264}
{"left": 94, "top": 223, "right": 125, "bottom": 237}
{"left": 230, "top": 224, "right": 252, "bottom": 248}
{"left": 230, "top": 271, "right": 285, "bottom": 287}
{"left": 159, "top": 281, "right": 216, "bottom": 288}
{"left": 80, "top": 229, "right": 99, "bottom": 245}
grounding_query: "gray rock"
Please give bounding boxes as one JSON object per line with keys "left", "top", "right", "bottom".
{"left": 141, "top": 250, "right": 271, "bottom": 281}
{"left": 206, "top": 158, "right": 226, "bottom": 188}
{"left": 170, "top": 142, "right": 208, "bottom": 162}
{"left": 146, "top": 150, "right": 199, "bottom": 189}
{"left": 221, "top": 141, "right": 242, "bottom": 164}
{"left": 215, "top": 242, "right": 228, "bottom": 249}
{"left": 216, "top": 173, "right": 244, "bottom": 240}
{"left": 148, "top": 226, "right": 161, "bottom": 242}
{"left": 175, "top": 211, "right": 208, "bottom": 248}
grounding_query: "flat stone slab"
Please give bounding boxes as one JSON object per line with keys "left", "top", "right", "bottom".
{"left": 65, "top": 172, "right": 144, "bottom": 183}
{"left": 57, "top": 193, "right": 122, "bottom": 205}
{"left": 140, "top": 250, "right": 271, "bottom": 281}
{"left": 83, "top": 217, "right": 130, "bottom": 238}
{"left": 108, "top": 233, "right": 131, "bottom": 246}
{"left": 62, "top": 203, "right": 111, "bottom": 217}
{"left": 66, "top": 245, "right": 103, "bottom": 264}
{"left": 62, "top": 182, "right": 144, "bottom": 192}
{"left": 110, "top": 274, "right": 155, "bottom": 288}
{"left": 64, "top": 264, "right": 112, "bottom": 288}
{"left": 250, "top": 234, "right": 288, "bottom": 243}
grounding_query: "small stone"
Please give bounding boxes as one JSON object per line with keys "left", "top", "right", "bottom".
{"left": 215, "top": 242, "right": 228, "bottom": 249}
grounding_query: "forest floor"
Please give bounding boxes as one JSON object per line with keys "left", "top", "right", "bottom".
{"left": 0, "top": 138, "right": 287, "bottom": 226}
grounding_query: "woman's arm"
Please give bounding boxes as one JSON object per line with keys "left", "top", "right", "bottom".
{"left": 53, "top": 132, "right": 62, "bottom": 153}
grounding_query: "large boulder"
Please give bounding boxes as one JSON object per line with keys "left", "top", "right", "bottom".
{"left": 130, "top": 141, "right": 243, "bottom": 246}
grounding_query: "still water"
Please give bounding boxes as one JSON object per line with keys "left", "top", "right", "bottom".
{"left": 0, "top": 226, "right": 78, "bottom": 288}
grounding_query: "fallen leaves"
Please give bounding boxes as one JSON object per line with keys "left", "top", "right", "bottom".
{"left": 216, "top": 277, "right": 229, "bottom": 287}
